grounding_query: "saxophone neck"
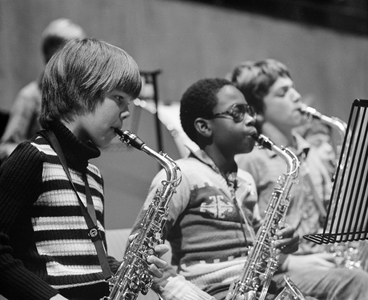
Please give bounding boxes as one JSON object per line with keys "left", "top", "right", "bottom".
{"left": 253, "top": 134, "right": 299, "bottom": 177}
{"left": 114, "top": 128, "right": 182, "bottom": 190}
{"left": 299, "top": 105, "right": 347, "bottom": 138}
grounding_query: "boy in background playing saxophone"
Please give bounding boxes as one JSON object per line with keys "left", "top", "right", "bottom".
{"left": 130, "top": 78, "right": 302, "bottom": 300}
{"left": 231, "top": 58, "right": 368, "bottom": 300}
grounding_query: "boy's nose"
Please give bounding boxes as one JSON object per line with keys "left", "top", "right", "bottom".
{"left": 292, "top": 89, "right": 301, "bottom": 103}
{"left": 244, "top": 114, "right": 256, "bottom": 126}
{"left": 120, "top": 111, "right": 130, "bottom": 120}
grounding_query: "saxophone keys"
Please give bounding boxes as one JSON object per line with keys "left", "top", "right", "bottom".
{"left": 123, "top": 291, "right": 138, "bottom": 300}
{"left": 250, "top": 277, "right": 261, "bottom": 288}
{"left": 128, "top": 279, "right": 140, "bottom": 293}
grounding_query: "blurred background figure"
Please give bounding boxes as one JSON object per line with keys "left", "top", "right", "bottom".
{"left": 231, "top": 58, "right": 368, "bottom": 300}
{"left": 0, "top": 18, "right": 86, "bottom": 164}
{"left": 296, "top": 118, "right": 336, "bottom": 181}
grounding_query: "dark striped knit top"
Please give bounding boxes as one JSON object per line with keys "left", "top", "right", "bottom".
{"left": 0, "top": 120, "right": 120, "bottom": 300}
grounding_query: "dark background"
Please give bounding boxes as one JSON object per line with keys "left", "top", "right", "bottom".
{"left": 180, "top": 0, "right": 368, "bottom": 36}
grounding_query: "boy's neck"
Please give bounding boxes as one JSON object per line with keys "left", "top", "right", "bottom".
{"left": 262, "top": 122, "right": 295, "bottom": 148}
{"left": 61, "top": 119, "right": 88, "bottom": 144}
{"left": 204, "top": 146, "right": 237, "bottom": 178}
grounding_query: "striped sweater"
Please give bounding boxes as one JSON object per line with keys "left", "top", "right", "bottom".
{"left": 0, "top": 121, "right": 120, "bottom": 300}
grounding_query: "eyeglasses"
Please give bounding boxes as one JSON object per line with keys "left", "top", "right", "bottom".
{"left": 209, "top": 103, "right": 256, "bottom": 123}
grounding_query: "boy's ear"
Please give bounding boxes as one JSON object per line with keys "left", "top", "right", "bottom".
{"left": 194, "top": 117, "right": 212, "bottom": 138}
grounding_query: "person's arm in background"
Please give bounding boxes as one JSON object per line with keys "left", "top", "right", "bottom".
{"left": 0, "top": 81, "right": 41, "bottom": 161}
{"left": 129, "top": 168, "right": 215, "bottom": 300}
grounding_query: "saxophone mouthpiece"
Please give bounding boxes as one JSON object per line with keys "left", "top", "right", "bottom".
{"left": 253, "top": 133, "right": 274, "bottom": 151}
{"left": 251, "top": 134, "right": 259, "bottom": 142}
{"left": 114, "top": 128, "right": 124, "bottom": 136}
{"left": 299, "top": 105, "right": 323, "bottom": 120}
{"left": 114, "top": 128, "right": 146, "bottom": 150}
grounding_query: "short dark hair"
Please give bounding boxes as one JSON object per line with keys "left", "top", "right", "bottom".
{"left": 230, "top": 59, "right": 291, "bottom": 115}
{"left": 180, "top": 78, "right": 233, "bottom": 144}
{"left": 40, "top": 38, "right": 142, "bottom": 128}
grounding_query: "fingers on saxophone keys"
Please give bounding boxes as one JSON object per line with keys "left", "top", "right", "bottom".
{"left": 148, "top": 264, "right": 164, "bottom": 278}
{"left": 154, "top": 243, "right": 170, "bottom": 257}
{"left": 147, "top": 256, "right": 166, "bottom": 278}
{"left": 147, "top": 255, "right": 167, "bottom": 268}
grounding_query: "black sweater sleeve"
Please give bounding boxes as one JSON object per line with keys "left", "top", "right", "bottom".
{"left": 0, "top": 142, "right": 59, "bottom": 300}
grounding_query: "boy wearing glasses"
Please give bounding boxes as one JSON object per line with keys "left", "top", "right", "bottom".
{"left": 130, "top": 78, "right": 301, "bottom": 300}
{"left": 231, "top": 59, "right": 368, "bottom": 300}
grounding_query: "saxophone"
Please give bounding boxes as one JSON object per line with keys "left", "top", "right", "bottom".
{"left": 226, "top": 134, "right": 302, "bottom": 300}
{"left": 102, "top": 129, "right": 182, "bottom": 300}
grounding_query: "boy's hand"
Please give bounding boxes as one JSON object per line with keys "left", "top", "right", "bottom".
{"left": 147, "top": 244, "right": 169, "bottom": 278}
{"left": 128, "top": 233, "right": 169, "bottom": 278}
{"left": 274, "top": 224, "right": 300, "bottom": 254}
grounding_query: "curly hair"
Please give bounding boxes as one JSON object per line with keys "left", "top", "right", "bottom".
{"left": 180, "top": 78, "right": 233, "bottom": 144}
{"left": 230, "top": 59, "right": 291, "bottom": 115}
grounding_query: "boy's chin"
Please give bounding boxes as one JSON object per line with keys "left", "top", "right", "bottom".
{"left": 92, "top": 138, "right": 113, "bottom": 149}
{"left": 245, "top": 138, "right": 256, "bottom": 150}
{"left": 100, "top": 141, "right": 113, "bottom": 149}
{"left": 240, "top": 144, "right": 255, "bottom": 154}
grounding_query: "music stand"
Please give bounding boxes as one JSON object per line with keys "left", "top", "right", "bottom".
{"left": 304, "top": 99, "right": 368, "bottom": 245}
{"left": 140, "top": 70, "right": 163, "bottom": 153}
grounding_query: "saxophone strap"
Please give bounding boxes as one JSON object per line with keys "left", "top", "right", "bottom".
{"left": 43, "top": 130, "right": 112, "bottom": 280}
{"left": 229, "top": 178, "right": 256, "bottom": 245}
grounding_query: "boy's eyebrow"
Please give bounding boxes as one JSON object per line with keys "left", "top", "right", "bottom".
{"left": 276, "top": 82, "right": 294, "bottom": 92}
{"left": 273, "top": 85, "right": 288, "bottom": 94}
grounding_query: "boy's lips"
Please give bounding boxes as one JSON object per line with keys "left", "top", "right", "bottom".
{"left": 247, "top": 128, "right": 258, "bottom": 137}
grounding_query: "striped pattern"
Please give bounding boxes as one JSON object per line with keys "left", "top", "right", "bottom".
{"left": 0, "top": 121, "right": 119, "bottom": 300}
{"left": 30, "top": 139, "right": 106, "bottom": 289}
